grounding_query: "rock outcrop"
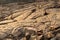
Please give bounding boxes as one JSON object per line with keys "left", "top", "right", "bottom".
{"left": 0, "top": 1, "right": 60, "bottom": 40}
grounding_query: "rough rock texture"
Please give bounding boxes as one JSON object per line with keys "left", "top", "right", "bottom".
{"left": 0, "top": 1, "right": 60, "bottom": 40}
